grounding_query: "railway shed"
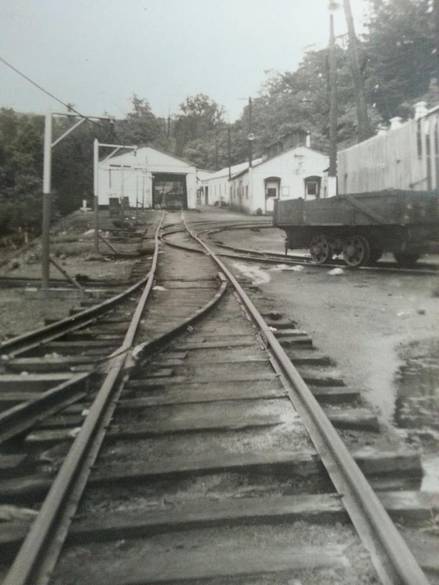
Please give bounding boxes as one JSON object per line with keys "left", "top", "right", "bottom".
{"left": 229, "top": 145, "right": 329, "bottom": 214}
{"left": 97, "top": 146, "right": 198, "bottom": 209}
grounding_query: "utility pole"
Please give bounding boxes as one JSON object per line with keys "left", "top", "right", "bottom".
{"left": 328, "top": 9, "right": 338, "bottom": 196}
{"left": 435, "top": 0, "right": 439, "bottom": 83}
{"left": 93, "top": 138, "right": 100, "bottom": 253}
{"left": 248, "top": 97, "right": 253, "bottom": 168}
{"left": 41, "top": 111, "right": 111, "bottom": 290}
{"left": 343, "top": 0, "right": 371, "bottom": 141}
{"left": 227, "top": 126, "right": 232, "bottom": 180}
{"left": 41, "top": 113, "right": 52, "bottom": 289}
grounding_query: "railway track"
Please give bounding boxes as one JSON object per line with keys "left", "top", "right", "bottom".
{"left": 206, "top": 225, "right": 439, "bottom": 275}
{"left": 0, "top": 211, "right": 437, "bottom": 585}
{"left": 0, "top": 216, "right": 160, "bottom": 444}
{"left": 163, "top": 217, "right": 439, "bottom": 275}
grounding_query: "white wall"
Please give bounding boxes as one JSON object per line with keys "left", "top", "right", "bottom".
{"left": 203, "top": 173, "right": 230, "bottom": 205}
{"left": 98, "top": 165, "right": 153, "bottom": 207}
{"left": 98, "top": 146, "right": 198, "bottom": 208}
{"left": 231, "top": 147, "right": 329, "bottom": 214}
{"left": 338, "top": 111, "right": 439, "bottom": 194}
{"left": 201, "top": 160, "right": 261, "bottom": 207}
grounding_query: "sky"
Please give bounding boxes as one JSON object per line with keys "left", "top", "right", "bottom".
{"left": 0, "top": 0, "right": 369, "bottom": 121}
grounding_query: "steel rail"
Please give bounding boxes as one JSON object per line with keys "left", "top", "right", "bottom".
{"left": 2, "top": 217, "right": 229, "bottom": 585}
{"left": 202, "top": 223, "right": 439, "bottom": 274}
{"left": 162, "top": 228, "right": 439, "bottom": 280}
{"left": 0, "top": 373, "right": 89, "bottom": 445}
{"left": 0, "top": 222, "right": 159, "bottom": 442}
{"left": 1, "top": 214, "right": 163, "bottom": 585}
{"left": 166, "top": 220, "right": 437, "bottom": 276}
{"left": 0, "top": 217, "right": 159, "bottom": 357}
{"left": 183, "top": 215, "right": 430, "bottom": 585}
{"left": 0, "top": 277, "right": 146, "bottom": 358}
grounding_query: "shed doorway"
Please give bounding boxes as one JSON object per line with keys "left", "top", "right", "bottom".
{"left": 264, "top": 176, "right": 281, "bottom": 213}
{"left": 152, "top": 173, "right": 188, "bottom": 209}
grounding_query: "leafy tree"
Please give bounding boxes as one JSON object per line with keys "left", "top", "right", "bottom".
{"left": 175, "top": 94, "right": 225, "bottom": 166}
{"left": 116, "top": 95, "right": 164, "bottom": 145}
{"left": 0, "top": 109, "right": 44, "bottom": 238}
{"left": 364, "top": 0, "right": 437, "bottom": 118}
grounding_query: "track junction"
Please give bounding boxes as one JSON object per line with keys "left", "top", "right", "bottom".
{"left": 0, "top": 210, "right": 437, "bottom": 585}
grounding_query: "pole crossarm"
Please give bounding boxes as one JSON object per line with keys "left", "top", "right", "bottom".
{"left": 52, "top": 112, "right": 115, "bottom": 122}
{"left": 51, "top": 117, "right": 86, "bottom": 148}
{"left": 98, "top": 143, "right": 137, "bottom": 149}
{"left": 102, "top": 147, "right": 122, "bottom": 163}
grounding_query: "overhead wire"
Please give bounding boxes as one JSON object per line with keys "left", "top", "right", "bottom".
{"left": 0, "top": 54, "right": 113, "bottom": 132}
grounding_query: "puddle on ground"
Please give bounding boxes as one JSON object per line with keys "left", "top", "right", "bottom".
{"left": 232, "top": 262, "right": 271, "bottom": 286}
{"left": 393, "top": 337, "right": 439, "bottom": 491}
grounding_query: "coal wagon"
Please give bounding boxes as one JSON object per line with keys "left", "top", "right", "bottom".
{"left": 273, "top": 190, "right": 439, "bottom": 267}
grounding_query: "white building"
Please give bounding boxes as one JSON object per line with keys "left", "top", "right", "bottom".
{"left": 98, "top": 146, "right": 198, "bottom": 209}
{"left": 229, "top": 146, "right": 329, "bottom": 214}
{"left": 200, "top": 160, "right": 262, "bottom": 207}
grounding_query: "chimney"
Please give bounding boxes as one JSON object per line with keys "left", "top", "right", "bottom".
{"left": 305, "top": 132, "right": 311, "bottom": 148}
{"left": 414, "top": 101, "right": 428, "bottom": 120}
{"left": 389, "top": 116, "right": 403, "bottom": 130}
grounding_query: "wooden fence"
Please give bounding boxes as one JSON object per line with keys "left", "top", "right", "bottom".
{"left": 338, "top": 108, "right": 439, "bottom": 194}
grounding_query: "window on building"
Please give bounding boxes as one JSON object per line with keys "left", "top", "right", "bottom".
{"left": 304, "top": 176, "right": 321, "bottom": 199}
{"left": 267, "top": 188, "right": 277, "bottom": 198}
{"left": 306, "top": 182, "right": 318, "bottom": 196}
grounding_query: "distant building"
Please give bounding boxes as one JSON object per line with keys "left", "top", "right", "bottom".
{"left": 229, "top": 146, "right": 329, "bottom": 214}
{"left": 98, "top": 146, "right": 198, "bottom": 209}
{"left": 200, "top": 160, "right": 263, "bottom": 207}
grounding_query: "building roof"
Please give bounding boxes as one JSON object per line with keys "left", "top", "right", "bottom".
{"left": 203, "top": 159, "right": 263, "bottom": 182}
{"left": 230, "top": 146, "right": 327, "bottom": 180}
{"left": 101, "top": 145, "right": 196, "bottom": 171}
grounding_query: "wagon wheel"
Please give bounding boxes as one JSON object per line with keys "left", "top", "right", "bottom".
{"left": 342, "top": 235, "right": 371, "bottom": 268}
{"left": 309, "top": 234, "right": 333, "bottom": 264}
{"left": 393, "top": 252, "right": 420, "bottom": 267}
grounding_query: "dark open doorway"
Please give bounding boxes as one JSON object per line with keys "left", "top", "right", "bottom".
{"left": 152, "top": 173, "right": 188, "bottom": 209}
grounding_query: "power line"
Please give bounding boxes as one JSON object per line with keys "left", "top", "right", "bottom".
{"left": 0, "top": 54, "right": 108, "bottom": 130}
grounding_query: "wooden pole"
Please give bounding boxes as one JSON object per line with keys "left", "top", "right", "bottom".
{"left": 228, "top": 127, "right": 232, "bottom": 179}
{"left": 328, "top": 12, "right": 338, "bottom": 195}
{"left": 93, "top": 139, "right": 100, "bottom": 254}
{"left": 248, "top": 97, "right": 253, "bottom": 168}
{"left": 41, "top": 113, "right": 52, "bottom": 289}
{"left": 343, "top": 0, "right": 371, "bottom": 141}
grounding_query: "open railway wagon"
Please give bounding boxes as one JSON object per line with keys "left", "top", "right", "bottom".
{"left": 273, "top": 189, "right": 439, "bottom": 267}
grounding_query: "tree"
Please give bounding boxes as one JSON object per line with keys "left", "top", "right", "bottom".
{"left": 364, "top": 0, "right": 436, "bottom": 118}
{"left": 116, "top": 95, "right": 164, "bottom": 145}
{"left": 175, "top": 94, "right": 225, "bottom": 165}
{"left": 0, "top": 109, "right": 44, "bottom": 238}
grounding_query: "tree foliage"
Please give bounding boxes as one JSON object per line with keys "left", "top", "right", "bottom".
{"left": 174, "top": 94, "right": 225, "bottom": 168}
{"left": 116, "top": 95, "right": 165, "bottom": 145}
{"left": 1, "top": 0, "right": 437, "bottom": 237}
{"left": 0, "top": 109, "right": 43, "bottom": 238}
{"left": 363, "top": 0, "right": 438, "bottom": 118}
